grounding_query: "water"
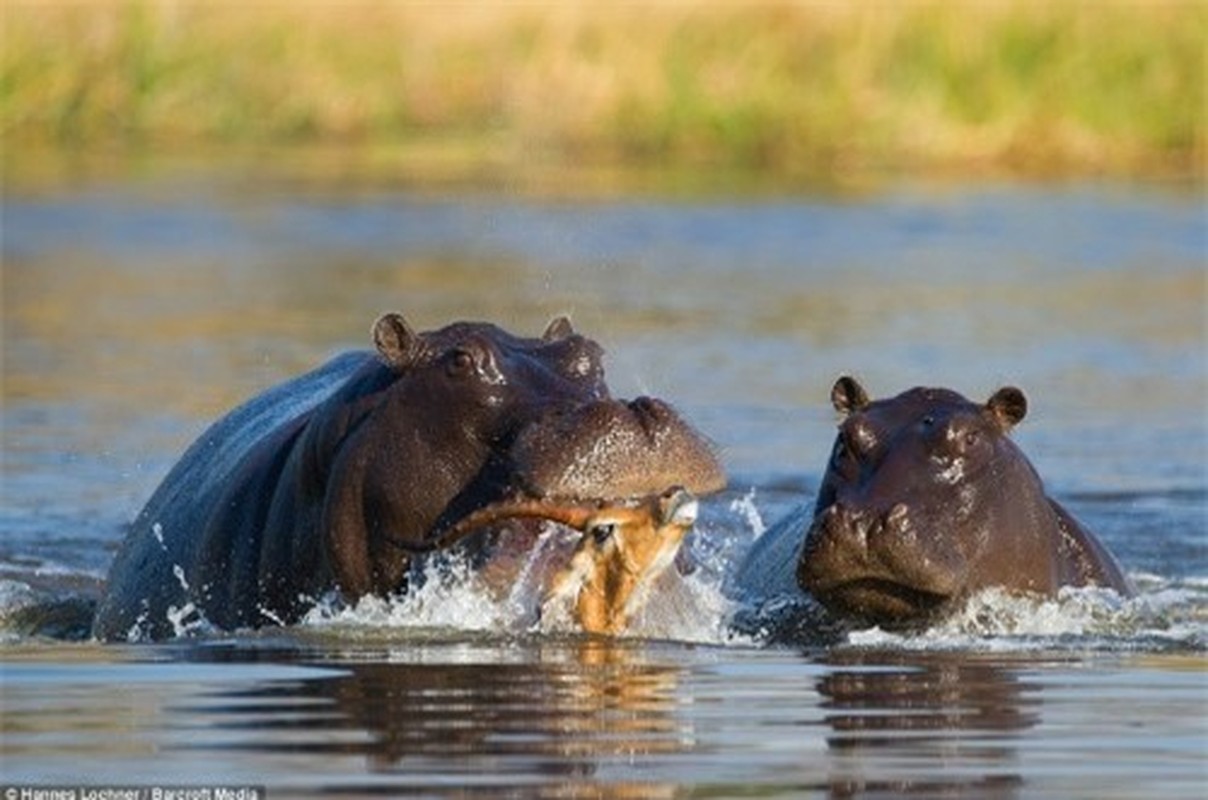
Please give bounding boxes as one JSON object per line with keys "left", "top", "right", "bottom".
{"left": 2, "top": 163, "right": 1205, "bottom": 796}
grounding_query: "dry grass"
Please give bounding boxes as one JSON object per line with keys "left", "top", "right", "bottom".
{"left": 3, "top": 0, "right": 1204, "bottom": 178}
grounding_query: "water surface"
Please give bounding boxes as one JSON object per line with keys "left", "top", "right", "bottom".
{"left": 2, "top": 167, "right": 1204, "bottom": 796}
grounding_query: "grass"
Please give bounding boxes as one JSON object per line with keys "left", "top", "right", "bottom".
{"left": 2, "top": 1, "right": 1204, "bottom": 180}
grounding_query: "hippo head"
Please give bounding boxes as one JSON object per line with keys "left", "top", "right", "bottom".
{"left": 322, "top": 313, "right": 725, "bottom": 602}
{"left": 798, "top": 376, "right": 1055, "bottom": 628}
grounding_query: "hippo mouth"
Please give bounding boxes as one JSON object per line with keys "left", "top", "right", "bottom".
{"left": 376, "top": 394, "right": 718, "bottom": 629}
{"left": 799, "top": 506, "right": 959, "bottom": 628}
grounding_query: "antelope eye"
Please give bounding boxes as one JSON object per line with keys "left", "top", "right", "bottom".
{"left": 588, "top": 522, "right": 616, "bottom": 545}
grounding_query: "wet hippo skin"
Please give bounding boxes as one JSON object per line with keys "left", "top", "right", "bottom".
{"left": 93, "top": 314, "right": 724, "bottom": 641}
{"left": 799, "top": 376, "right": 1132, "bottom": 627}
{"left": 737, "top": 376, "right": 1131, "bottom": 632}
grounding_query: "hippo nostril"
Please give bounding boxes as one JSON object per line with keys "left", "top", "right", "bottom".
{"left": 820, "top": 503, "right": 846, "bottom": 528}
{"left": 823, "top": 503, "right": 873, "bottom": 550}
{"left": 827, "top": 503, "right": 866, "bottom": 533}
{"left": 629, "top": 396, "right": 670, "bottom": 419}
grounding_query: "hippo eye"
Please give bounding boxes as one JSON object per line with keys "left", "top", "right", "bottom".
{"left": 832, "top": 434, "right": 853, "bottom": 467}
{"left": 964, "top": 430, "right": 980, "bottom": 448}
{"left": 567, "top": 353, "right": 594, "bottom": 379}
{"left": 447, "top": 349, "right": 475, "bottom": 377}
{"left": 922, "top": 415, "right": 936, "bottom": 428}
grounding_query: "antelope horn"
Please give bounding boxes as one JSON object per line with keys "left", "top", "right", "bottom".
{"left": 388, "top": 498, "right": 602, "bottom": 554}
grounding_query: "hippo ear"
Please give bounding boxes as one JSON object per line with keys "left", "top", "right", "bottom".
{"left": 372, "top": 313, "right": 420, "bottom": 370}
{"left": 831, "top": 375, "right": 871, "bottom": 416}
{"left": 542, "top": 315, "right": 575, "bottom": 342}
{"left": 987, "top": 386, "right": 1028, "bottom": 430}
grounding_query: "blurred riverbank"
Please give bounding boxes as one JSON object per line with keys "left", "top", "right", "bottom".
{"left": 3, "top": 1, "right": 1204, "bottom": 182}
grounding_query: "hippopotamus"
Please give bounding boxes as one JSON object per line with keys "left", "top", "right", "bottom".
{"left": 735, "top": 376, "right": 1130, "bottom": 631}
{"left": 93, "top": 314, "right": 724, "bottom": 641}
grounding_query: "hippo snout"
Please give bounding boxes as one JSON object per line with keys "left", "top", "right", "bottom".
{"left": 805, "top": 501, "right": 913, "bottom": 556}
{"left": 627, "top": 395, "right": 673, "bottom": 433}
{"left": 798, "top": 503, "right": 874, "bottom": 591}
{"left": 798, "top": 500, "right": 956, "bottom": 627}
{"left": 510, "top": 398, "right": 725, "bottom": 501}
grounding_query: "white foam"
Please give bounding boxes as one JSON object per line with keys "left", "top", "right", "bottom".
{"left": 842, "top": 581, "right": 1207, "bottom": 652}
{"left": 0, "top": 579, "right": 37, "bottom": 615}
{"left": 298, "top": 544, "right": 745, "bottom": 646}
{"left": 301, "top": 555, "right": 507, "bottom": 634}
{"left": 0, "top": 560, "right": 106, "bottom": 581}
{"left": 166, "top": 601, "right": 215, "bottom": 639}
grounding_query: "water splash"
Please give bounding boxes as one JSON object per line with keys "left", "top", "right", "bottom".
{"left": 301, "top": 556, "right": 506, "bottom": 635}
{"left": 843, "top": 580, "right": 1207, "bottom": 652}
{"left": 151, "top": 522, "right": 167, "bottom": 551}
{"left": 298, "top": 542, "right": 746, "bottom": 646}
{"left": 729, "top": 488, "right": 766, "bottom": 539}
{"left": 165, "top": 600, "right": 215, "bottom": 639}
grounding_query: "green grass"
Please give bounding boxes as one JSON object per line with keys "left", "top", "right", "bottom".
{"left": 2, "top": 1, "right": 1204, "bottom": 179}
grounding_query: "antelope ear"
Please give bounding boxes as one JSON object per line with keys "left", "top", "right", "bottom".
{"left": 987, "top": 386, "right": 1027, "bottom": 430}
{"left": 372, "top": 313, "right": 420, "bottom": 370}
{"left": 658, "top": 487, "right": 699, "bottom": 529}
{"left": 831, "top": 375, "right": 871, "bottom": 416}
{"left": 542, "top": 315, "right": 574, "bottom": 342}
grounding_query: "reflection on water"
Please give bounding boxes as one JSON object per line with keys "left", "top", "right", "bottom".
{"left": 819, "top": 651, "right": 1037, "bottom": 798}
{"left": 4, "top": 638, "right": 1203, "bottom": 797}
{"left": 181, "top": 639, "right": 690, "bottom": 788}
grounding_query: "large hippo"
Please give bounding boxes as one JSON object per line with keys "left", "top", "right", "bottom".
{"left": 735, "top": 376, "right": 1130, "bottom": 631}
{"left": 93, "top": 314, "right": 724, "bottom": 641}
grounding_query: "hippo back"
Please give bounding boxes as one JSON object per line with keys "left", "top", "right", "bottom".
{"left": 93, "top": 351, "right": 370, "bottom": 640}
{"left": 728, "top": 504, "right": 811, "bottom": 603}
{"left": 1051, "top": 499, "right": 1131, "bottom": 591}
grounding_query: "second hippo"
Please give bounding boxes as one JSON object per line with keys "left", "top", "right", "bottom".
{"left": 735, "top": 376, "right": 1131, "bottom": 631}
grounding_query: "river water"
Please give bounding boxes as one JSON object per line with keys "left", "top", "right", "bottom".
{"left": 2, "top": 164, "right": 1205, "bottom": 797}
